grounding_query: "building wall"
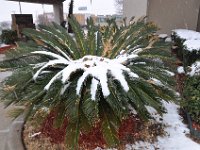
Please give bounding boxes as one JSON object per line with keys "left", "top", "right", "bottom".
{"left": 73, "top": 14, "right": 86, "bottom": 26}
{"left": 147, "top": 0, "right": 200, "bottom": 34}
{"left": 123, "top": 0, "right": 148, "bottom": 22}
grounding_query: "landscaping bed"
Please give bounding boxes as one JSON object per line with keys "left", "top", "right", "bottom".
{"left": 23, "top": 111, "right": 165, "bottom": 150}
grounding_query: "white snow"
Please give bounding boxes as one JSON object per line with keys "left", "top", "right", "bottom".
{"left": 177, "top": 66, "right": 185, "bottom": 74}
{"left": 109, "top": 69, "right": 129, "bottom": 92}
{"left": 165, "top": 37, "right": 172, "bottom": 43}
{"left": 145, "top": 105, "right": 160, "bottom": 121}
{"left": 29, "top": 132, "right": 41, "bottom": 138}
{"left": 134, "top": 62, "right": 146, "bottom": 65}
{"left": 61, "top": 63, "right": 85, "bottom": 83}
{"left": 115, "top": 53, "right": 138, "bottom": 64}
{"left": 184, "top": 39, "right": 200, "bottom": 52}
{"left": 90, "top": 78, "right": 99, "bottom": 100}
{"left": 119, "top": 50, "right": 126, "bottom": 55}
{"left": 125, "top": 101, "right": 200, "bottom": 150}
{"left": 164, "top": 70, "right": 175, "bottom": 76}
{"left": 0, "top": 43, "right": 9, "bottom": 47}
{"left": 96, "top": 101, "right": 200, "bottom": 150}
{"left": 149, "top": 78, "right": 164, "bottom": 86}
{"left": 76, "top": 65, "right": 110, "bottom": 98}
{"left": 44, "top": 71, "right": 62, "bottom": 90}
{"left": 32, "top": 51, "right": 171, "bottom": 101}
{"left": 32, "top": 53, "right": 140, "bottom": 99}
{"left": 158, "top": 34, "right": 168, "bottom": 39}
{"left": 172, "top": 29, "right": 200, "bottom": 52}
{"left": 74, "top": 56, "right": 135, "bottom": 98}
{"left": 128, "top": 72, "right": 139, "bottom": 78}
{"left": 188, "top": 61, "right": 200, "bottom": 77}
{"left": 33, "top": 59, "right": 68, "bottom": 80}
{"left": 172, "top": 29, "right": 200, "bottom": 40}
{"left": 132, "top": 48, "right": 143, "bottom": 54}
{"left": 60, "top": 83, "right": 70, "bottom": 95}
{"left": 72, "top": 55, "right": 140, "bottom": 98}
{"left": 31, "top": 51, "right": 70, "bottom": 62}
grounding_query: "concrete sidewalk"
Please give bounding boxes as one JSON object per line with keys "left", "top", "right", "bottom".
{"left": 0, "top": 54, "right": 24, "bottom": 150}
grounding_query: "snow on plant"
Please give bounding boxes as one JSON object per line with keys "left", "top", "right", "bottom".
{"left": 32, "top": 51, "right": 139, "bottom": 100}
{"left": 0, "top": 17, "right": 176, "bottom": 149}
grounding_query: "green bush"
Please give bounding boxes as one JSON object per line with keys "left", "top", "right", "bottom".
{"left": 183, "top": 76, "right": 200, "bottom": 124}
{"left": 0, "top": 29, "right": 18, "bottom": 44}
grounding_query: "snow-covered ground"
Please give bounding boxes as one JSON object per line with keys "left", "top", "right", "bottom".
{"left": 95, "top": 101, "right": 200, "bottom": 150}
{"left": 126, "top": 101, "right": 200, "bottom": 150}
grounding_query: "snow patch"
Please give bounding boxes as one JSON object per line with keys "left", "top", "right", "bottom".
{"left": 184, "top": 39, "right": 200, "bottom": 52}
{"left": 164, "top": 70, "right": 175, "bottom": 76}
{"left": 165, "top": 37, "right": 172, "bottom": 43}
{"left": 149, "top": 78, "right": 163, "bottom": 86}
{"left": 90, "top": 78, "right": 99, "bottom": 100}
{"left": 177, "top": 66, "right": 185, "bottom": 74}
{"left": 172, "top": 29, "right": 200, "bottom": 40}
{"left": 61, "top": 63, "right": 85, "bottom": 83}
{"left": 158, "top": 34, "right": 168, "bottom": 39}
{"left": 188, "top": 61, "right": 200, "bottom": 76}
{"left": 173, "top": 29, "right": 200, "bottom": 52}
{"left": 134, "top": 62, "right": 146, "bottom": 65}
{"left": 115, "top": 53, "right": 138, "bottom": 64}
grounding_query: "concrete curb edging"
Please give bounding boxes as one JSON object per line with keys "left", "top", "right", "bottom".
{"left": 4, "top": 116, "right": 25, "bottom": 150}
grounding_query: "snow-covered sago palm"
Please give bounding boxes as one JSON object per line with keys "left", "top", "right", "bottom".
{"left": 0, "top": 17, "right": 176, "bottom": 149}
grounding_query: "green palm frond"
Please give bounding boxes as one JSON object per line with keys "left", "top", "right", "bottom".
{"left": 0, "top": 17, "right": 176, "bottom": 148}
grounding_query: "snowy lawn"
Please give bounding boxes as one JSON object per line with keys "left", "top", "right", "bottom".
{"left": 125, "top": 101, "right": 200, "bottom": 150}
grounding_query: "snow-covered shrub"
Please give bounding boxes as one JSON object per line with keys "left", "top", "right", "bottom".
{"left": 172, "top": 29, "right": 200, "bottom": 67}
{"left": 0, "top": 17, "right": 176, "bottom": 148}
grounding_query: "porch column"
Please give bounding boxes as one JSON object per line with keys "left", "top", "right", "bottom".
{"left": 53, "top": 2, "right": 64, "bottom": 24}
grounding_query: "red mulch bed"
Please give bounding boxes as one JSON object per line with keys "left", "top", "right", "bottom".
{"left": 175, "top": 73, "right": 186, "bottom": 96}
{"left": 0, "top": 44, "right": 15, "bottom": 53}
{"left": 39, "top": 111, "right": 143, "bottom": 149}
{"left": 192, "top": 122, "right": 200, "bottom": 132}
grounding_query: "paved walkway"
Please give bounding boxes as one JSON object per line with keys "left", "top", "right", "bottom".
{"left": 0, "top": 54, "right": 24, "bottom": 150}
